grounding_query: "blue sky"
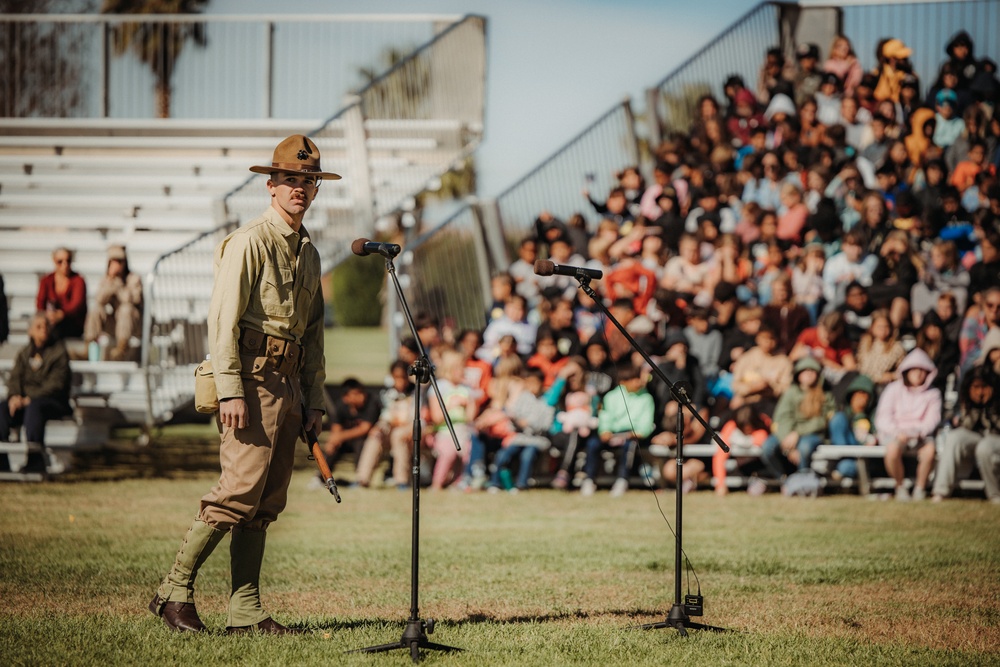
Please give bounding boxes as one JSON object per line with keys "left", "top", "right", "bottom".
{"left": 207, "top": 0, "right": 753, "bottom": 196}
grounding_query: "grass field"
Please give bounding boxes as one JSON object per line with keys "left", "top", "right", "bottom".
{"left": 325, "top": 326, "right": 391, "bottom": 386}
{"left": 2, "top": 464, "right": 999, "bottom": 666}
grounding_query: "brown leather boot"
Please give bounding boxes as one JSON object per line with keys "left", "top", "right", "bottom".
{"left": 149, "top": 594, "right": 206, "bottom": 633}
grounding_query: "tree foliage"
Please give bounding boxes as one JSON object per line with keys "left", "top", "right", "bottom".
{"left": 101, "top": 0, "right": 208, "bottom": 118}
{"left": 0, "top": 0, "right": 95, "bottom": 117}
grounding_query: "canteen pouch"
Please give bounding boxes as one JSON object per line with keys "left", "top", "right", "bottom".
{"left": 194, "top": 358, "right": 220, "bottom": 414}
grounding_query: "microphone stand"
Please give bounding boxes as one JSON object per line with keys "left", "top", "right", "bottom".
{"left": 352, "top": 250, "right": 463, "bottom": 662}
{"left": 571, "top": 274, "right": 729, "bottom": 637}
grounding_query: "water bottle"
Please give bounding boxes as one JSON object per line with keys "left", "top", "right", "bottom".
{"left": 88, "top": 341, "right": 100, "bottom": 362}
{"left": 498, "top": 468, "right": 513, "bottom": 491}
{"left": 97, "top": 334, "right": 110, "bottom": 360}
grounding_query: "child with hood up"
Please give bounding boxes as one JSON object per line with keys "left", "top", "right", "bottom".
{"left": 931, "top": 364, "right": 1000, "bottom": 503}
{"left": 827, "top": 373, "right": 878, "bottom": 481}
{"left": 760, "top": 356, "right": 836, "bottom": 482}
{"left": 874, "top": 348, "right": 942, "bottom": 500}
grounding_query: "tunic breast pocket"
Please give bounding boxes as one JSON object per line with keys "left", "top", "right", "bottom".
{"left": 260, "top": 266, "right": 295, "bottom": 317}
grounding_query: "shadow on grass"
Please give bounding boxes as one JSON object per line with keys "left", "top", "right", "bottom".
{"left": 304, "top": 608, "right": 672, "bottom": 632}
{"left": 58, "top": 426, "right": 315, "bottom": 483}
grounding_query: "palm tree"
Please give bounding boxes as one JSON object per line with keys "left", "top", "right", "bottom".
{"left": 102, "top": 0, "right": 208, "bottom": 118}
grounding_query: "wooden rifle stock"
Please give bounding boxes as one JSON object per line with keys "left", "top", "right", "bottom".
{"left": 303, "top": 416, "right": 341, "bottom": 503}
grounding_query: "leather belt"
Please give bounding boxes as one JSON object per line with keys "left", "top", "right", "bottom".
{"left": 239, "top": 328, "right": 302, "bottom": 376}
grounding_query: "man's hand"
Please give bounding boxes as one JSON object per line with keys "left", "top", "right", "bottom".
{"left": 303, "top": 409, "right": 323, "bottom": 434}
{"left": 219, "top": 397, "right": 248, "bottom": 430}
{"left": 8, "top": 395, "right": 25, "bottom": 416}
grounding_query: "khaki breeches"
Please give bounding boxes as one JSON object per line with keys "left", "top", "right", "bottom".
{"left": 84, "top": 301, "right": 141, "bottom": 345}
{"left": 199, "top": 370, "right": 302, "bottom": 531}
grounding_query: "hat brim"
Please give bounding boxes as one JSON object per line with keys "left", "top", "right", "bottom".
{"left": 249, "top": 165, "right": 342, "bottom": 180}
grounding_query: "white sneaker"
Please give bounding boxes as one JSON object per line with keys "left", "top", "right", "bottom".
{"left": 580, "top": 478, "right": 597, "bottom": 497}
{"left": 307, "top": 475, "right": 324, "bottom": 490}
{"left": 895, "top": 486, "right": 911, "bottom": 501}
{"left": 610, "top": 478, "right": 629, "bottom": 498}
{"left": 911, "top": 487, "right": 927, "bottom": 501}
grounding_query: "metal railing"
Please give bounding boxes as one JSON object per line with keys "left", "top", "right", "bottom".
{"left": 0, "top": 13, "right": 463, "bottom": 119}
{"left": 646, "top": 2, "right": 781, "bottom": 145}
{"left": 493, "top": 100, "right": 640, "bottom": 253}
{"left": 394, "top": 205, "right": 494, "bottom": 337}
{"left": 140, "top": 15, "right": 486, "bottom": 425}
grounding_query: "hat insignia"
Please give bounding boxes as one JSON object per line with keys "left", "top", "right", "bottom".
{"left": 296, "top": 149, "right": 309, "bottom": 160}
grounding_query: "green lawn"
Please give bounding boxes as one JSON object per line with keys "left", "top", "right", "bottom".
{"left": 1, "top": 469, "right": 998, "bottom": 666}
{"left": 325, "top": 326, "right": 391, "bottom": 386}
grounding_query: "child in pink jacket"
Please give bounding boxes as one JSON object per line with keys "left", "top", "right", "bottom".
{"left": 874, "top": 348, "right": 942, "bottom": 501}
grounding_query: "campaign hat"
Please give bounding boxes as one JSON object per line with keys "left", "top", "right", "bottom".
{"left": 249, "top": 134, "right": 341, "bottom": 180}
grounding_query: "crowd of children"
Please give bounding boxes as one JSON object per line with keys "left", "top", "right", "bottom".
{"left": 324, "top": 32, "right": 1000, "bottom": 503}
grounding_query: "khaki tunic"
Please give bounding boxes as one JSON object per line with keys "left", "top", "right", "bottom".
{"left": 207, "top": 206, "right": 326, "bottom": 411}
{"left": 200, "top": 206, "right": 326, "bottom": 530}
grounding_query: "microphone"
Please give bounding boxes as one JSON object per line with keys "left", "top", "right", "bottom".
{"left": 534, "top": 259, "right": 603, "bottom": 281}
{"left": 351, "top": 238, "right": 401, "bottom": 258}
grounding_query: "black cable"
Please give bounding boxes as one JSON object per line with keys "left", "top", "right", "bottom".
{"left": 597, "top": 323, "right": 704, "bottom": 595}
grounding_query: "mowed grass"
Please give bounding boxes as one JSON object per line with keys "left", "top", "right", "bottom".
{"left": 325, "top": 326, "right": 390, "bottom": 386}
{"left": 2, "top": 471, "right": 999, "bottom": 667}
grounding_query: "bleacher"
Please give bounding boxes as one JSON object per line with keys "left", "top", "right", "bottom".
{"left": 0, "top": 10, "right": 488, "bottom": 480}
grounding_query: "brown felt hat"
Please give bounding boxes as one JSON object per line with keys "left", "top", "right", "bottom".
{"left": 249, "top": 134, "right": 341, "bottom": 180}
{"left": 107, "top": 244, "right": 127, "bottom": 261}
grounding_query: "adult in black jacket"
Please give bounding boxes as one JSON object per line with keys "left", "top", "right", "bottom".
{"left": 0, "top": 312, "right": 72, "bottom": 449}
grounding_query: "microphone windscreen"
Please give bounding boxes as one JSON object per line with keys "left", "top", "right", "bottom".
{"left": 351, "top": 238, "right": 370, "bottom": 256}
{"left": 534, "top": 259, "right": 555, "bottom": 276}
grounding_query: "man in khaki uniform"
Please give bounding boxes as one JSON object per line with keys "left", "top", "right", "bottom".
{"left": 149, "top": 135, "right": 338, "bottom": 634}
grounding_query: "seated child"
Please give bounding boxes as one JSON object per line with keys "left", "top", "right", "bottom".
{"left": 581, "top": 363, "right": 656, "bottom": 498}
{"left": 761, "top": 356, "right": 835, "bottom": 482}
{"left": 713, "top": 406, "right": 770, "bottom": 496}
{"left": 426, "top": 349, "right": 477, "bottom": 490}
{"left": 485, "top": 368, "right": 556, "bottom": 492}
{"left": 874, "top": 348, "right": 942, "bottom": 501}
{"left": 355, "top": 360, "right": 414, "bottom": 489}
{"left": 931, "top": 365, "right": 1000, "bottom": 503}
{"left": 827, "top": 373, "right": 878, "bottom": 481}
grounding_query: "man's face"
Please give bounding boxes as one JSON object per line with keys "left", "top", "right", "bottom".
{"left": 29, "top": 317, "right": 49, "bottom": 348}
{"left": 344, "top": 388, "right": 366, "bottom": 409}
{"left": 268, "top": 171, "right": 318, "bottom": 220}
